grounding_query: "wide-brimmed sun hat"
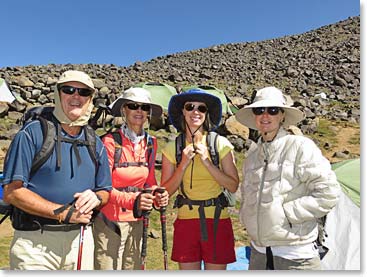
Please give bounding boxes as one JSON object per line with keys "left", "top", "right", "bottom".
{"left": 168, "top": 88, "right": 222, "bottom": 131}
{"left": 109, "top": 87, "right": 163, "bottom": 118}
{"left": 235, "top": 86, "right": 304, "bottom": 130}
{"left": 56, "top": 70, "right": 95, "bottom": 91}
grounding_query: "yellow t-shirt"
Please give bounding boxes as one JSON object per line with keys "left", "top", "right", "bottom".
{"left": 162, "top": 133, "right": 234, "bottom": 219}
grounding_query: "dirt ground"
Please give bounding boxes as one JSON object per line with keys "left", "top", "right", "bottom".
{"left": 0, "top": 218, "right": 12, "bottom": 237}
{"left": 323, "top": 126, "right": 360, "bottom": 163}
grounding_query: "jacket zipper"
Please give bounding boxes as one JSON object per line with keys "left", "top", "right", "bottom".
{"left": 256, "top": 142, "right": 269, "bottom": 246}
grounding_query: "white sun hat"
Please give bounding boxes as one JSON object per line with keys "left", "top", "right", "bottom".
{"left": 235, "top": 86, "right": 304, "bottom": 130}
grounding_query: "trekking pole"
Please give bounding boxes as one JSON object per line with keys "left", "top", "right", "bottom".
{"left": 140, "top": 189, "right": 153, "bottom": 270}
{"left": 154, "top": 187, "right": 168, "bottom": 270}
{"left": 77, "top": 224, "right": 86, "bottom": 270}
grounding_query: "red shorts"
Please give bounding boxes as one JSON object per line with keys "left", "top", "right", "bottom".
{"left": 171, "top": 218, "right": 236, "bottom": 264}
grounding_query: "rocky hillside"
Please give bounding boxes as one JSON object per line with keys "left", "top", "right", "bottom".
{"left": 0, "top": 16, "right": 360, "bottom": 164}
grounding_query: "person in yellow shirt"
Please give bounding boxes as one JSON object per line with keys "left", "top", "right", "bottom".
{"left": 161, "top": 88, "right": 239, "bottom": 270}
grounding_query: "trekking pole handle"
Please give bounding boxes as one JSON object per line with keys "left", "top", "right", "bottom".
{"left": 153, "top": 187, "right": 167, "bottom": 211}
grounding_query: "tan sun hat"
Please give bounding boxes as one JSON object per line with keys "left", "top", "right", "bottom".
{"left": 235, "top": 86, "right": 304, "bottom": 130}
{"left": 56, "top": 70, "right": 95, "bottom": 91}
{"left": 109, "top": 87, "right": 163, "bottom": 118}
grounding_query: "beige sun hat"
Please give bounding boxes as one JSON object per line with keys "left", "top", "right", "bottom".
{"left": 109, "top": 87, "right": 163, "bottom": 118}
{"left": 235, "top": 86, "right": 304, "bottom": 130}
{"left": 56, "top": 70, "right": 95, "bottom": 91}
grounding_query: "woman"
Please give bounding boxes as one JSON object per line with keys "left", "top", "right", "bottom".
{"left": 93, "top": 87, "right": 169, "bottom": 270}
{"left": 235, "top": 86, "right": 340, "bottom": 270}
{"left": 161, "top": 88, "right": 239, "bottom": 270}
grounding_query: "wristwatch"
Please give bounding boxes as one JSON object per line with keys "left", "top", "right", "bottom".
{"left": 96, "top": 194, "right": 102, "bottom": 208}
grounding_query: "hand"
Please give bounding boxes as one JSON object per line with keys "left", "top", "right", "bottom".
{"left": 73, "top": 189, "right": 101, "bottom": 214}
{"left": 180, "top": 145, "right": 196, "bottom": 169}
{"left": 194, "top": 143, "right": 210, "bottom": 162}
{"left": 138, "top": 192, "right": 154, "bottom": 210}
{"left": 154, "top": 189, "right": 169, "bottom": 208}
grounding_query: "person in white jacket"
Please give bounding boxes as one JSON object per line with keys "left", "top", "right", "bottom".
{"left": 235, "top": 86, "right": 340, "bottom": 270}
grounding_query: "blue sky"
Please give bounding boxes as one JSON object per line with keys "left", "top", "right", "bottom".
{"left": 0, "top": 0, "right": 360, "bottom": 68}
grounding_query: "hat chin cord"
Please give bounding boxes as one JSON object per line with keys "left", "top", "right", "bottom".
{"left": 185, "top": 120, "right": 203, "bottom": 152}
{"left": 184, "top": 120, "right": 203, "bottom": 190}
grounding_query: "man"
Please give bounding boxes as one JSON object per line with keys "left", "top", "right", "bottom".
{"left": 2, "top": 70, "right": 112, "bottom": 270}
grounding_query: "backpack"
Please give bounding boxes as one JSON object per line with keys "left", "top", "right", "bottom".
{"left": 21, "top": 106, "right": 98, "bottom": 176}
{"left": 107, "top": 130, "right": 155, "bottom": 172}
{"left": 0, "top": 106, "right": 98, "bottom": 225}
{"left": 175, "top": 131, "right": 236, "bottom": 207}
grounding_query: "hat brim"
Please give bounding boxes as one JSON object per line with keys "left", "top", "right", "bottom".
{"left": 235, "top": 106, "right": 304, "bottom": 130}
{"left": 168, "top": 92, "right": 222, "bottom": 131}
{"left": 109, "top": 98, "right": 163, "bottom": 118}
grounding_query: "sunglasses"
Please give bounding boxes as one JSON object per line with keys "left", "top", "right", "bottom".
{"left": 59, "top": 85, "right": 93, "bottom": 97}
{"left": 125, "top": 103, "right": 151, "bottom": 112}
{"left": 252, "top": 107, "right": 284, "bottom": 116}
{"left": 184, "top": 103, "right": 208, "bottom": 113}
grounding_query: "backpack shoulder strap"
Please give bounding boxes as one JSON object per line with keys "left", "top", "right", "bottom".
{"left": 146, "top": 133, "right": 155, "bottom": 170}
{"left": 111, "top": 131, "right": 123, "bottom": 170}
{"left": 30, "top": 116, "right": 56, "bottom": 177}
{"left": 207, "top": 131, "right": 219, "bottom": 168}
{"left": 84, "top": 125, "right": 98, "bottom": 170}
{"left": 175, "top": 133, "right": 185, "bottom": 165}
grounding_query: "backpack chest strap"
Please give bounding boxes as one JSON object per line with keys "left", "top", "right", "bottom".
{"left": 115, "top": 161, "right": 148, "bottom": 168}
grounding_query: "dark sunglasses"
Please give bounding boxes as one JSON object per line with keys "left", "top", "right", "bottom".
{"left": 184, "top": 103, "right": 208, "bottom": 113}
{"left": 125, "top": 103, "right": 151, "bottom": 112}
{"left": 252, "top": 107, "right": 284, "bottom": 116}
{"left": 59, "top": 85, "right": 93, "bottom": 97}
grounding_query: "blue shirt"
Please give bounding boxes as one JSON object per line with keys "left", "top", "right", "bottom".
{"left": 2, "top": 120, "right": 112, "bottom": 204}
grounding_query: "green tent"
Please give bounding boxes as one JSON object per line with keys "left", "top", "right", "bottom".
{"left": 133, "top": 82, "right": 177, "bottom": 113}
{"left": 331, "top": 158, "right": 360, "bottom": 207}
{"left": 181, "top": 85, "right": 237, "bottom": 115}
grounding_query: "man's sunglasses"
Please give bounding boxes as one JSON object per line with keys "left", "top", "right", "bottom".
{"left": 59, "top": 85, "right": 93, "bottom": 97}
{"left": 252, "top": 107, "right": 284, "bottom": 116}
{"left": 125, "top": 103, "right": 151, "bottom": 112}
{"left": 184, "top": 103, "right": 208, "bottom": 113}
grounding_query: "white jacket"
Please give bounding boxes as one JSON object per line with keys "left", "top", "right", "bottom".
{"left": 239, "top": 128, "right": 340, "bottom": 247}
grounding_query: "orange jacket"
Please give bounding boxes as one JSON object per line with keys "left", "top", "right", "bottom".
{"left": 100, "top": 130, "right": 157, "bottom": 221}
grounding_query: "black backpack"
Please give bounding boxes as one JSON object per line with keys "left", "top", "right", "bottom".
{"left": 175, "top": 131, "right": 236, "bottom": 207}
{"left": 0, "top": 106, "right": 98, "bottom": 224}
{"left": 107, "top": 131, "right": 155, "bottom": 172}
{"left": 21, "top": 106, "right": 98, "bottom": 176}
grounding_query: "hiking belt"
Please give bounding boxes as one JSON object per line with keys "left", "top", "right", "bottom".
{"left": 11, "top": 206, "right": 81, "bottom": 233}
{"left": 38, "top": 223, "right": 80, "bottom": 232}
{"left": 173, "top": 193, "right": 228, "bottom": 261}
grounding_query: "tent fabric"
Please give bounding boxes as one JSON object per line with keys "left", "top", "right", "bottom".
{"left": 321, "top": 187, "right": 360, "bottom": 270}
{"left": 133, "top": 82, "right": 177, "bottom": 113}
{"left": 321, "top": 158, "right": 360, "bottom": 270}
{"left": 331, "top": 158, "right": 360, "bottom": 207}
{"left": 0, "top": 78, "right": 15, "bottom": 103}
{"left": 182, "top": 85, "right": 234, "bottom": 115}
